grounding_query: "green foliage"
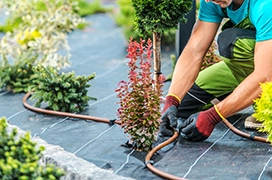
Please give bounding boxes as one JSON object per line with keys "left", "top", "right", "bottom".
{"left": 253, "top": 82, "right": 272, "bottom": 142}
{"left": 76, "top": 0, "right": 113, "bottom": 17}
{"left": 132, "top": 0, "right": 193, "bottom": 36}
{"left": 30, "top": 65, "right": 96, "bottom": 113}
{"left": 0, "top": 0, "right": 110, "bottom": 33}
{"left": 116, "top": 39, "right": 163, "bottom": 152}
{"left": 0, "top": 51, "right": 38, "bottom": 93}
{"left": 0, "top": 0, "right": 84, "bottom": 32}
{"left": 114, "top": 0, "right": 176, "bottom": 45}
{"left": 115, "top": 0, "right": 139, "bottom": 40}
{"left": 0, "top": 117, "right": 65, "bottom": 179}
{"left": 201, "top": 41, "right": 221, "bottom": 71}
{"left": 196, "top": 0, "right": 200, "bottom": 10}
{"left": 0, "top": 18, "right": 22, "bottom": 33}
{"left": 0, "top": 0, "right": 86, "bottom": 70}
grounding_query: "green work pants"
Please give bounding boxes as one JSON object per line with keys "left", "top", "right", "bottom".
{"left": 177, "top": 28, "right": 256, "bottom": 119}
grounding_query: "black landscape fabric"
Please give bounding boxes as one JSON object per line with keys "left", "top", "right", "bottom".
{"left": 1, "top": 11, "right": 272, "bottom": 180}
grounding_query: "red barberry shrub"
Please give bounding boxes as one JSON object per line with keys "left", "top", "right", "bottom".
{"left": 115, "top": 38, "right": 164, "bottom": 152}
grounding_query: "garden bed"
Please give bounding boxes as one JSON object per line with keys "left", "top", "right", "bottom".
{"left": 1, "top": 9, "right": 271, "bottom": 180}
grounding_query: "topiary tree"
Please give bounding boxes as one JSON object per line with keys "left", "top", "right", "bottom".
{"left": 131, "top": 0, "right": 193, "bottom": 90}
{"left": 0, "top": 117, "right": 65, "bottom": 179}
{"left": 114, "top": 0, "right": 176, "bottom": 46}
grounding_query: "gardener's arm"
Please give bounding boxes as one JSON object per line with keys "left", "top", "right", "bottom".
{"left": 159, "top": 20, "right": 220, "bottom": 136}
{"left": 217, "top": 39, "right": 272, "bottom": 118}
{"left": 168, "top": 20, "right": 220, "bottom": 100}
{"left": 180, "top": 39, "right": 272, "bottom": 141}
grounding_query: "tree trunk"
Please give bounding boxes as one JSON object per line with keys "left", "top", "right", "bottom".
{"left": 153, "top": 32, "right": 161, "bottom": 92}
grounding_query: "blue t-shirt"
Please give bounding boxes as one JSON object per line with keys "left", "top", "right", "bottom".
{"left": 198, "top": 0, "right": 272, "bottom": 42}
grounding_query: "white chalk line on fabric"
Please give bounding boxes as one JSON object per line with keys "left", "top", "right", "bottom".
{"left": 94, "top": 59, "right": 128, "bottom": 80}
{"left": 50, "top": 117, "right": 69, "bottom": 128}
{"left": 258, "top": 155, "right": 272, "bottom": 180}
{"left": 114, "top": 148, "right": 135, "bottom": 175}
{"left": 182, "top": 108, "right": 252, "bottom": 179}
{"left": 88, "top": 93, "right": 116, "bottom": 107}
{"left": 0, "top": 91, "right": 9, "bottom": 96}
{"left": 6, "top": 109, "right": 27, "bottom": 121}
{"left": 78, "top": 43, "right": 120, "bottom": 64}
{"left": 73, "top": 125, "right": 115, "bottom": 155}
{"left": 33, "top": 117, "right": 69, "bottom": 137}
{"left": 88, "top": 58, "right": 172, "bottom": 107}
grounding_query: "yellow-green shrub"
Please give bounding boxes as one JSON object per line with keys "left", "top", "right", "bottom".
{"left": 0, "top": 117, "right": 65, "bottom": 179}
{"left": 253, "top": 82, "right": 272, "bottom": 142}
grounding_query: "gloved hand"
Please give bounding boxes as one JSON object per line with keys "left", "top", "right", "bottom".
{"left": 180, "top": 106, "right": 223, "bottom": 141}
{"left": 159, "top": 94, "right": 180, "bottom": 136}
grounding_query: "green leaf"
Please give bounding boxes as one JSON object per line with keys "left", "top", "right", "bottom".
{"left": 57, "top": 91, "right": 63, "bottom": 100}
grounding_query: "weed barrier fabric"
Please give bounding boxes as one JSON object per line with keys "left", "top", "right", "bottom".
{"left": 2, "top": 92, "right": 272, "bottom": 180}
{"left": 2, "top": 95, "right": 164, "bottom": 180}
{"left": 1, "top": 13, "right": 272, "bottom": 180}
{"left": 155, "top": 117, "right": 272, "bottom": 180}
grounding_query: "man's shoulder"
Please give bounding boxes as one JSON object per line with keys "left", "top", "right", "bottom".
{"left": 250, "top": 0, "right": 272, "bottom": 41}
{"left": 250, "top": 0, "right": 272, "bottom": 11}
{"left": 250, "top": 0, "right": 272, "bottom": 20}
{"left": 198, "top": 0, "right": 224, "bottom": 23}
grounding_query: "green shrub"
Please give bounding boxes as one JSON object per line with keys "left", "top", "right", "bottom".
{"left": 0, "top": 0, "right": 85, "bottom": 70}
{"left": 132, "top": 0, "right": 192, "bottom": 35}
{"left": 253, "top": 82, "right": 272, "bottom": 142}
{"left": 0, "top": 0, "right": 111, "bottom": 33}
{"left": 114, "top": 0, "right": 177, "bottom": 46}
{"left": 0, "top": 51, "right": 38, "bottom": 93}
{"left": 0, "top": 117, "right": 65, "bottom": 179}
{"left": 29, "top": 65, "right": 96, "bottom": 113}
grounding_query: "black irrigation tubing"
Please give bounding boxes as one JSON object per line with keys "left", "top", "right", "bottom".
{"left": 22, "top": 92, "right": 270, "bottom": 180}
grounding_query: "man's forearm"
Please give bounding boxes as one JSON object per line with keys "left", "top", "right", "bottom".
{"left": 167, "top": 20, "right": 220, "bottom": 102}
{"left": 218, "top": 40, "right": 272, "bottom": 118}
{"left": 216, "top": 73, "right": 262, "bottom": 118}
{"left": 168, "top": 49, "right": 203, "bottom": 100}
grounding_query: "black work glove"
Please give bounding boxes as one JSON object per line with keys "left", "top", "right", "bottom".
{"left": 180, "top": 106, "right": 222, "bottom": 141}
{"left": 159, "top": 95, "right": 180, "bottom": 137}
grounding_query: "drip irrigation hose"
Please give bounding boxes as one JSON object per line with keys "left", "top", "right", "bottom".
{"left": 22, "top": 92, "right": 270, "bottom": 180}
{"left": 22, "top": 92, "right": 121, "bottom": 125}
{"left": 145, "top": 130, "right": 186, "bottom": 180}
{"left": 222, "top": 118, "right": 269, "bottom": 143}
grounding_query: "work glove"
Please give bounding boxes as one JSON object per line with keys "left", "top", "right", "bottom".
{"left": 159, "top": 94, "right": 180, "bottom": 137}
{"left": 180, "top": 106, "right": 223, "bottom": 141}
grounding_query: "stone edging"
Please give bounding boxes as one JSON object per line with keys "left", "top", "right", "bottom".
{"left": 7, "top": 123, "right": 135, "bottom": 180}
